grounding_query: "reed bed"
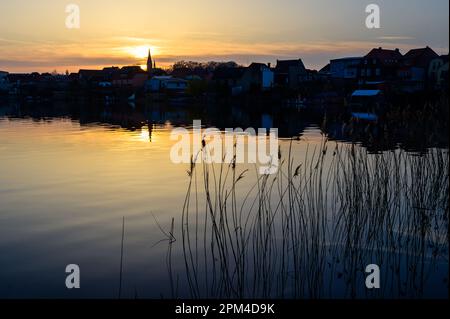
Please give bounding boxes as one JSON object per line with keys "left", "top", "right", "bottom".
{"left": 166, "top": 137, "right": 449, "bottom": 299}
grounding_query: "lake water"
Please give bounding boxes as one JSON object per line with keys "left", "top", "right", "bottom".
{"left": 0, "top": 102, "right": 448, "bottom": 299}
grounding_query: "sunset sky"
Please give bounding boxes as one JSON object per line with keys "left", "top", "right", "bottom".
{"left": 0, "top": 0, "right": 448, "bottom": 73}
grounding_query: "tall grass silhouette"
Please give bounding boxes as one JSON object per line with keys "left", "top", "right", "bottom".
{"left": 166, "top": 136, "right": 448, "bottom": 299}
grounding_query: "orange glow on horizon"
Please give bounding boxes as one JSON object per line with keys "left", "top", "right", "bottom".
{"left": 0, "top": 1, "right": 447, "bottom": 73}
{"left": 122, "top": 45, "right": 159, "bottom": 59}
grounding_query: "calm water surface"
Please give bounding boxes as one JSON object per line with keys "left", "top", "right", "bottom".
{"left": 0, "top": 103, "right": 448, "bottom": 298}
{"left": 0, "top": 116, "right": 199, "bottom": 297}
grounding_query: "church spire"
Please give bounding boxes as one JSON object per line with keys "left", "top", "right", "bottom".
{"left": 147, "top": 48, "right": 153, "bottom": 75}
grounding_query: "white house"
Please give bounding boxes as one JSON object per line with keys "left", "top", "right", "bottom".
{"left": 241, "top": 63, "right": 274, "bottom": 91}
{"left": 165, "top": 78, "right": 188, "bottom": 91}
{"left": 147, "top": 76, "right": 188, "bottom": 92}
{"left": 261, "top": 66, "right": 274, "bottom": 89}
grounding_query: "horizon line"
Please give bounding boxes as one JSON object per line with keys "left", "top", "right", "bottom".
{"left": 1, "top": 44, "right": 449, "bottom": 75}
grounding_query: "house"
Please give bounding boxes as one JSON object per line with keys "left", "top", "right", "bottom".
{"left": 358, "top": 47, "right": 403, "bottom": 84}
{"left": 212, "top": 67, "right": 246, "bottom": 95}
{"left": 6, "top": 73, "right": 41, "bottom": 94}
{"left": 0, "top": 71, "right": 9, "bottom": 92}
{"left": 147, "top": 76, "right": 171, "bottom": 92}
{"left": 240, "top": 63, "right": 274, "bottom": 91}
{"left": 318, "top": 64, "right": 331, "bottom": 79}
{"left": 349, "top": 89, "right": 385, "bottom": 121}
{"left": 4, "top": 72, "right": 71, "bottom": 96}
{"left": 402, "top": 46, "right": 439, "bottom": 70}
{"left": 78, "top": 66, "right": 148, "bottom": 88}
{"left": 146, "top": 76, "right": 188, "bottom": 93}
{"left": 428, "top": 54, "right": 448, "bottom": 89}
{"left": 78, "top": 69, "right": 105, "bottom": 83}
{"left": 274, "top": 59, "right": 307, "bottom": 88}
{"left": 330, "top": 57, "right": 362, "bottom": 79}
{"left": 164, "top": 78, "right": 188, "bottom": 91}
{"left": 397, "top": 46, "right": 439, "bottom": 91}
{"left": 428, "top": 57, "right": 445, "bottom": 85}
{"left": 111, "top": 66, "right": 148, "bottom": 88}
{"left": 304, "top": 69, "right": 319, "bottom": 82}
{"left": 436, "top": 55, "right": 449, "bottom": 89}
{"left": 101, "top": 67, "right": 120, "bottom": 81}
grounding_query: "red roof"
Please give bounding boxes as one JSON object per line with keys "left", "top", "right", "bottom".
{"left": 365, "top": 47, "right": 403, "bottom": 65}
{"left": 401, "top": 46, "right": 439, "bottom": 68}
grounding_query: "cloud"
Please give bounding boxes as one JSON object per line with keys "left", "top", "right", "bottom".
{"left": 0, "top": 34, "right": 446, "bottom": 73}
{"left": 0, "top": 56, "right": 136, "bottom": 68}
{"left": 376, "top": 36, "right": 415, "bottom": 41}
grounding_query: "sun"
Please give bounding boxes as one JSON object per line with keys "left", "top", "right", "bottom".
{"left": 126, "top": 45, "right": 158, "bottom": 59}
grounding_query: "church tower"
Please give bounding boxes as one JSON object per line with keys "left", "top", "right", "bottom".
{"left": 147, "top": 49, "right": 153, "bottom": 75}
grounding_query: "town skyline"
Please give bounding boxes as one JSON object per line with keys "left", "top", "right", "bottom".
{"left": 0, "top": 0, "right": 449, "bottom": 73}
{"left": 0, "top": 44, "right": 448, "bottom": 75}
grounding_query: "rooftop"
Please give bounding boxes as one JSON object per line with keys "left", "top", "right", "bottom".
{"left": 401, "top": 46, "right": 439, "bottom": 67}
{"left": 275, "top": 59, "right": 306, "bottom": 73}
{"left": 365, "top": 47, "right": 403, "bottom": 64}
{"left": 352, "top": 89, "right": 382, "bottom": 97}
{"left": 330, "top": 57, "right": 362, "bottom": 62}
